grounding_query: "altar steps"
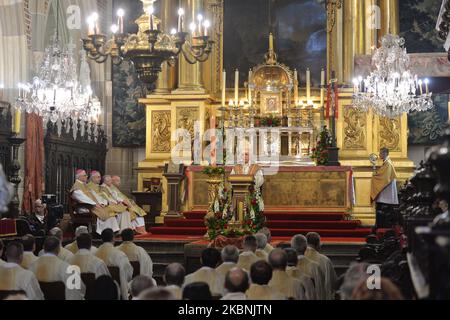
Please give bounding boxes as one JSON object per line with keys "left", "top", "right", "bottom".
{"left": 149, "top": 211, "right": 373, "bottom": 239}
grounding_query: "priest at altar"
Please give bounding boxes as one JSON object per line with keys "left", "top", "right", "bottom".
{"left": 230, "top": 148, "right": 265, "bottom": 190}
{"left": 370, "top": 148, "right": 399, "bottom": 228}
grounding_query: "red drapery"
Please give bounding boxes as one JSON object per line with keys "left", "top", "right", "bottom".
{"left": 22, "top": 113, "right": 44, "bottom": 214}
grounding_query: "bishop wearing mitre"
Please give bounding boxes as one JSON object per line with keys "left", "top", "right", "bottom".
{"left": 370, "top": 148, "right": 399, "bottom": 228}
{"left": 70, "top": 170, "right": 120, "bottom": 234}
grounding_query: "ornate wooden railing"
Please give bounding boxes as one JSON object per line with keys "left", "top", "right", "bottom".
{"left": 44, "top": 120, "right": 107, "bottom": 211}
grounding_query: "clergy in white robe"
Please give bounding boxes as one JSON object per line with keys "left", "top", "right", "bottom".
{"left": 117, "top": 229, "right": 153, "bottom": 278}
{"left": 163, "top": 263, "right": 185, "bottom": 300}
{"left": 221, "top": 268, "right": 249, "bottom": 301}
{"left": 285, "top": 248, "right": 316, "bottom": 300}
{"left": 65, "top": 226, "right": 98, "bottom": 254}
{"left": 306, "top": 233, "right": 338, "bottom": 300}
{"left": 30, "top": 237, "right": 86, "bottom": 300}
{"left": 21, "top": 251, "right": 38, "bottom": 270}
{"left": 246, "top": 261, "right": 285, "bottom": 300}
{"left": 37, "top": 227, "right": 74, "bottom": 263}
{"left": 0, "top": 242, "right": 44, "bottom": 300}
{"left": 109, "top": 176, "right": 147, "bottom": 234}
{"left": 69, "top": 233, "right": 110, "bottom": 278}
{"left": 370, "top": 150, "right": 399, "bottom": 205}
{"left": 291, "top": 234, "right": 326, "bottom": 300}
{"left": 184, "top": 248, "right": 222, "bottom": 296}
{"left": 215, "top": 246, "right": 239, "bottom": 295}
{"left": 268, "top": 249, "right": 305, "bottom": 300}
{"left": 237, "top": 236, "right": 262, "bottom": 272}
{"left": 95, "top": 229, "right": 133, "bottom": 299}
{"left": 70, "top": 170, "right": 120, "bottom": 234}
{"left": 20, "top": 235, "right": 38, "bottom": 270}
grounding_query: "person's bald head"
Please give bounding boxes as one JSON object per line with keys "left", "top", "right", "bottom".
{"left": 5, "top": 242, "right": 24, "bottom": 264}
{"left": 306, "top": 232, "right": 321, "bottom": 251}
{"left": 255, "top": 233, "right": 268, "bottom": 249}
{"left": 268, "top": 248, "right": 288, "bottom": 271}
{"left": 138, "top": 287, "right": 175, "bottom": 300}
{"left": 225, "top": 268, "right": 249, "bottom": 293}
{"left": 291, "top": 234, "right": 307, "bottom": 255}
{"left": 130, "top": 275, "right": 155, "bottom": 298}
{"left": 103, "top": 175, "right": 112, "bottom": 186}
{"left": 49, "top": 227, "right": 63, "bottom": 241}
{"left": 111, "top": 176, "right": 121, "bottom": 187}
{"left": 164, "top": 263, "right": 186, "bottom": 287}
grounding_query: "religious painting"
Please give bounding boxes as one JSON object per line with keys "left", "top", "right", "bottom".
{"left": 223, "top": 0, "right": 327, "bottom": 87}
{"left": 261, "top": 93, "right": 282, "bottom": 115}
{"left": 112, "top": 0, "right": 146, "bottom": 148}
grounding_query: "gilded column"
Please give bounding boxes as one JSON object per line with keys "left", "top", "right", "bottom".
{"left": 342, "top": 0, "right": 354, "bottom": 83}
{"left": 175, "top": 0, "right": 206, "bottom": 92}
{"left": 364, "top": 0, "right": 378, "bottom": 53}
{"left": 378, "top": 0, "right": 399, "bottom": 38}
{"left": 155, "top": 0, "right": 176, "bottom": 93}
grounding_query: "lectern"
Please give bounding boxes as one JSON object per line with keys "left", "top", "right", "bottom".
{"left": 228, "top": 175, "right": 255, "bottom": 225}
{"left": 163, "top": 163, "right": 185, "bottom": 219}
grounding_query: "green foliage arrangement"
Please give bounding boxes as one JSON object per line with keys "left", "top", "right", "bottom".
{"left": 311, "top": 126, "right": 333, "bottom": 166}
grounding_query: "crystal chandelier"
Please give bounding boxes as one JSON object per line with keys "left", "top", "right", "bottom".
{"left": 352, "top": 34, "right": 433, "bottom": 118}
{"left": 82, "top": 0, "right": 213, "bottom": 91}
{"left": 15, "top": 0, "right": 101, "bottom": 124}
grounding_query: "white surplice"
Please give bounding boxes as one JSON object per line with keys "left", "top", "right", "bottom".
{"left": 21, "top": 251, "right": 38, "bottom": 270}
{"left": 305, "top": 247, "right": 337, "bottom": 300}
{"left": 38, "top": 246, "right": 74, "bottom": 263}
{"left": 184, "top": 266, "right": 223, "bottom": 296}
{"left": 117, "top": 241, "right": 153, "bottom": 278}
{"left": 0, "top": 263, "right": 44, "bottom": 300}
{"left": 69, "top": 249, "right": 110, "bottom": 278}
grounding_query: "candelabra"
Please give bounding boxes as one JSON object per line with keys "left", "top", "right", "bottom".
{"left": 82, "top": 0, "right": 214, "bottom": 91}
{"left": 7, "top": 135, "right": 25, "bottom": 218}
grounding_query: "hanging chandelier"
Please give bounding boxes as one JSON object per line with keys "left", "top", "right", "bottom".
{"left": 15, "top": 0, "right": 101, "bottom": 124}
{"left": 352, "top": 34, "right": 434, "bottom": 118}
{"left": 82, "top": 0, "right": 214, "bottom": 91}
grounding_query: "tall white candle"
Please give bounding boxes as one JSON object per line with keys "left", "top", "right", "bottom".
{"left": 294, "top": 69, "right": 298, "bottom": 103}
{"left": 248, "top": 70, "right": 253, "bottom": 106}
{"left": 320, "top": 68, "right": 325, "bottom": 106}
{"left": 235, "top": 69, "right": 239, "bottom": 104}
{"left": 222, "top": 70, "right": 226, "bottom": 106}
{"left": 306, "top": 68, "right": 311, "bottom": 101}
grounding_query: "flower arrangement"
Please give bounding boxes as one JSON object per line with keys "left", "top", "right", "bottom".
{"left": 205, "top": 183, "right": 232, "bottom": 240}
{"left": 242, "top": 187, "right": 266, "bottom": 234}
{"left": 202, "top": 166, "right": 225, "bottom": 177}
{"left": 260, "top": 115, "right": 281, "bottom": 127}
{"left": 311, "top": 126, "right": 333, "bottom": 166}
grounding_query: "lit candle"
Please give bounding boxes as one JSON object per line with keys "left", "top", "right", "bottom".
{"left": 92, "top": 12, "right": 99, "bottom": 35}
{"left": 353, "top": 79, "right": 358, "bottom": 94}
{"left": 203, "top": 20, "right": 210, "bottom": 37}
{"left": 425, "top": 79, "right": 429, "bottom": 95}
{"left": 87, "top": 15, "right": 95, "bottom": 35}
{"left": 111, "top": 24, "right": 119, "bottom": 34}
{"left": 13, "top": 109, "right": 21, "bottom": 135}
{"left": 320, "top": 68, "right": 325, "bottom": 107}
{"left": 229, "top": 99, "right": 234, "bottom": 107}
{"left": 294, "top": 69, "right": 299, "bottom": 104}
{"left": 117, "top": 8, "right": 125, "bottom": 33}
{"left": 235, "top": 69, "right": 239, "bottom": 103}
{"left": 418, "top": 80, "right": 423, "bottom": 95}
{"left": 148, "top": 5, "right": 154, "bottom": 31}
{"left": 178, "top": 8, "right": 185, "bottom": 32}
{"left": 197, "top": 14, "right": 203, "bottom": 35}
{"left": 358, "top": 76, "right": 363, "bottom": 92}
{"left": 222, "top": 70, "right": 226, "bottom": 107}
{"left": 0, "top": 83, "right": 4, "bottom": 100}
{"left": 269, "top": 33, "right": 274, "bottom": 51}
{"left": 306, "top": 68, "right": 311, "bottom": 102}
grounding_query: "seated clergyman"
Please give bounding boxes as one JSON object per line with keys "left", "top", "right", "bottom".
{"left": 70, "top": 169, "right": 120, "bottom": 235}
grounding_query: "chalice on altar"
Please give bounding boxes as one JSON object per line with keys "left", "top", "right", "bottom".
{"left": 369, "top": 153, "right": 378, "bottom": 171}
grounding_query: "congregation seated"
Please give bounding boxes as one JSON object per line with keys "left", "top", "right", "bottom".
{"left": 291, "top": 234, "right": 326, "bottom": 299}
{"left": 20, "top": 234, "right": 38, "bottom": 269}
{"left": 38, "top": 227, "right": 74, "bottom": 263}
{"left": 255, "top": 233, "right": 269, "bottom": 261}
{"left": 284, "top": 248, "right": 316, "bottom": 300}
{"left": 221, "top": 268, "right": 249, "bottom": 300}
{"left": 117, "top": 229, "right": 153, "bottom": 279}
{"left": 129, "top": 275, "right": 155, "bottom": 300}
{"left": 95, "top": 229, "right": 133, "bottom": 300}
{"left": 65, "top": 226, "right": 98, "bottom": 254}
{"left": 237, "top": 235, "right": 261, "bottom": 272}
{"left": 92, "top": 275, "right": 120, "bottom": 300}
{"left": 30, "top": 236, "right": 85, "bottom": 300}
{"left": 215, "top": 245, "right": 239, "bottom": 281}
{"left": 182, "top": 282, "right": 212, "bottom": 300}
{"left": 246, "top": 260, "right": 285, "bottom": 300}
{"left": 0, "top": 241, "right": 44, "bottom": 300}
{"left": 305, "top": 232, "right": 338, "bottom": 300}
{"left": 268, "top": 249, "right": 305, "bottom": 300}
{"left": 184, "top": 248, "right": 222, "bottom": 297}
{"left": 164, "top": 263, "right": 186, "bottom": 300}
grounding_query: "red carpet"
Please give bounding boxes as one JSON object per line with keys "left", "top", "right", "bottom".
{"left": 149, "top": 211, "right": 373, "bottom": 240}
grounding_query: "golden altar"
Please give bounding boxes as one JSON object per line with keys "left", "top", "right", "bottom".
{"left": 135, "top": 0, "right": 414, "bottom": 226}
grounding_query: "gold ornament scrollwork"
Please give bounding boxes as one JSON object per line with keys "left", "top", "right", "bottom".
{"left": 177, "top": 107, "right": 199, "bottom": 140}
{"left": 343, "top": 107, "right": 366, "bottom": 150}
{"left": 379, "top": 117, "right": 401, "bottom": 151}
{"left": 151, "top": 111, "right": 171, "bottom": 153}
